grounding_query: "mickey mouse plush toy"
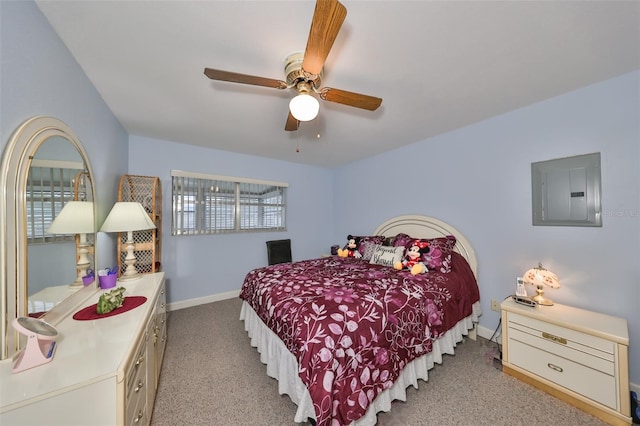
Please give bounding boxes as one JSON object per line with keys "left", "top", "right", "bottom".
{"left": 337, "top": 235, "right": 362, "bottom": 258}
{"left": 395, "top": 239, "right": 429, "bottom": 275}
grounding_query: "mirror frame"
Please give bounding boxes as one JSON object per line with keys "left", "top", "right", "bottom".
{"left": 0, "top": 116, "right": 98, "bottom": 360}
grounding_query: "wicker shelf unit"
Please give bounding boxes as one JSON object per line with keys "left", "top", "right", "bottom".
{"left": 117, "top": 174, "right": 162, "bottom": 275}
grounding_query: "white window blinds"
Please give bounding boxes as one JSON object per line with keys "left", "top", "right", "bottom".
{"left": 171, "top": 170, "right": 287, "bottom": 235}
{"left": 27, "top": 159, "right": 85, "bottom": 243}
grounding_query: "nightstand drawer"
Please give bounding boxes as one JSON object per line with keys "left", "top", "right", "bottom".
{"left": 509, "top": 338, "right": 616, "bottom": 408}
{"left": 508, "top": 324, "right": 614, "bottom": 375}
{"left": 509, "top": 312, "right": 614, "bottom": 355}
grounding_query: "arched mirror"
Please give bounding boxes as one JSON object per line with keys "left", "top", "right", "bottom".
{"left": 0, "top": 116, "right": 98, "bottom": 360}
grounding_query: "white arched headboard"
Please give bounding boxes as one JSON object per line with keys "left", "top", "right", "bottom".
{"left": 374, "top": 215, "right": 477, "bottom": 277}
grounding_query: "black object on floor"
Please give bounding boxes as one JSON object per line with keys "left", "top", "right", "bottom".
{"left": 631, "top": 391, "right": 640, "bottom": 424}
{"left": 266, "top": 239, "right": 292, "bottom": 265}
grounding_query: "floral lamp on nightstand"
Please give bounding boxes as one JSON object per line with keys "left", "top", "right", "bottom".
{"left": 523, "top": 262, "right": 560, "bottom": 306}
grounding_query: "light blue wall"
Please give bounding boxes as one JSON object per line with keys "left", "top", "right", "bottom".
{"left": 128, "top": 136, "right": 334, "bottom": 304}
{"left": 333, "top": 71, "right": 640, "bottom": 385}
{"left": 0, "top": 0, "right": 128, "bottom": 270}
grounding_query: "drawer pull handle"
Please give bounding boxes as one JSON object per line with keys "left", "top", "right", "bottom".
{"left": 134, "top": 410, "right": 144, "bottom": 423}
{"left": 135, "top": 380, "right": 144, "bottom": 392}
{"left": 136, "top": 356, "right": 144, "bottom": 366}
{"left": 547, "top": 363, "right": 563, "bottom": 373}
{"left": 542, "top": 332, "right": 567, "bottom": 345}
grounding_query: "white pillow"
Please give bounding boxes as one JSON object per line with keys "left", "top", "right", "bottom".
{"left": 369, "top": 245, "right": 404, "bottom": 267}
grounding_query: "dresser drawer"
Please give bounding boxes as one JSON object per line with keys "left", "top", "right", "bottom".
{"left": 156, "top": 312, "right": 167, "bottom": 360}
{"left": 153, "top": 282, "right": 167, "bottom": 385}
{"left": 126, "top": 330, "right": 149, "bottom": 424}
{"left": 126, "top": 400, "right": 147, "bottom": 426}
{"left": 126, "top": 331, "right": 148, "bottom": 396}
{"left": 126, "top": 369, "right": 148, "bottom": 423}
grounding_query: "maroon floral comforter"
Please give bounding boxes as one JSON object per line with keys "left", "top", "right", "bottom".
{"left": 240, "top": 253, "right": 479, "bottom": 426}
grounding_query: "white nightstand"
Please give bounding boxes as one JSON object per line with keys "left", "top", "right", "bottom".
{"left": 501, "top": 298, "right": 631, "bottom": 425}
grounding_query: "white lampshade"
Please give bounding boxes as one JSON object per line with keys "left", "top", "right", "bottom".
{"left": 46, "top": 201, "right": 94, "bottom": 235}
{"left": 100, "top": 202, "right": 155, "bottom": 281}
{"left": 289, "top": 93, "right": 319, "bottom": 121}
{"left": 100, "top": 202, "right": 156, "bottom": 233}
{"left": 523, "top": 262, "right": 560, "bottom": 306}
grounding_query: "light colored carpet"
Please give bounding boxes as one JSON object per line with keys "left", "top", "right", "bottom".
{"left": 150, "top": 297, "right": 607, "bottom": 425}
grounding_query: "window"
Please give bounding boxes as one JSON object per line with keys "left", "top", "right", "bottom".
{"left": 27, "top": 159, "right": 86, "bottom": 243}
{"left": 171, "top": 170, "right": 287, "bottom": 235}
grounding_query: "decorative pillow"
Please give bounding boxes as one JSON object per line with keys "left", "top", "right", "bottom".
{"left": 369, "top": 245, "right": 405, "bottom": 267}
{"left": 426, "top": 235, "right": 457, "bottom": 255}
{"left": 360, "top": 241, "right": 378, "bottom": 261}
{"left": 353, "top": 235, "right": 386, "bottom": 256}
{"left": 404, "top": 235, "right": 457, "bottom": 271}
{"left": 391, "top": 233, "right": 412, "bottom": 248}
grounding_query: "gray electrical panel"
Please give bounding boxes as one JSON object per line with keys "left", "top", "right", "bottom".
{"left": 531, "top": 153, "right": 602, "bottom": 227}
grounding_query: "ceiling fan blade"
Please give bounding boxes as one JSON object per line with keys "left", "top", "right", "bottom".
{"left": 285, "top": 111, "right": 300, "bottom": 131}
{"left": 204, "top": 68, "right": 287, "bottom": 89}
{"left": 320, "top": 87, "right": 382, "bottom": 111}
{"left": 302, "top": 0, "right": 347, "bottom": 75}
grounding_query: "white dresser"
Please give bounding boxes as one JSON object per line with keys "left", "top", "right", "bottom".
{"left": 501, "top": 298, "right": 631, "bottom": 425}
{"left": 0, "top": 272, "right": 167, "bottom": 426}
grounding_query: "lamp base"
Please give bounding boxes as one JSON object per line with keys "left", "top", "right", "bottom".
{"left": 118, "top": 233, "right": 142, "bottom": 282}
{"left": 68, "top": 281, "right": 84, "bottom": 289}
{"left": 533, "top": 286, "right": 554, "bottom": 306}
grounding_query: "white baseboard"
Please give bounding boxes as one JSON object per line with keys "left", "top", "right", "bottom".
{"left": 477, "top": 323, "right": 499, "bottom": 342}
{"left": 167, "top": 290, "right": 240, "bottom": 311}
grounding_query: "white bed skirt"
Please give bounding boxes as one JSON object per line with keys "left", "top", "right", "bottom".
{"left": 240, "top": 300, "right": 482, "bottom": 425}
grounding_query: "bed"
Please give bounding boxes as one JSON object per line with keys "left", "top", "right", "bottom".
{"left": 239, "top": 215, "right": 481, "bottom": 425}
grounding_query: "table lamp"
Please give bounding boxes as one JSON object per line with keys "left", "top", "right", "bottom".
{"left": 100, "top": 202, "right": 156, "bottom": 281}
{"left": 523, "top": 262, "right": 560, "bottom": 306}
{"left": 46, "top": 201, "right": 94, "bottom": 287}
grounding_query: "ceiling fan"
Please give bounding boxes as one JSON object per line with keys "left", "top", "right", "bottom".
{"left": 204, "top": 0, "right": 382, "bottom": 132}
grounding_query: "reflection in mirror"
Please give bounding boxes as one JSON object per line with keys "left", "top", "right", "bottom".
{"left": 27, "top": 137, "right": 95, "bottom": 316}
{"left": 0, "top": 116, "right": 97, "bottom": 360}
{"left": 45, "top": 201, "right": 94, "bottom": 285}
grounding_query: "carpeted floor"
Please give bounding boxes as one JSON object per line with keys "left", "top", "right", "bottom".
{"left": 150, "top": 297, "right": 607, "bottom": 425}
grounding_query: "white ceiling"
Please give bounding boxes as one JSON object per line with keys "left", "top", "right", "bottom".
{"left": 36, "top": 1, "right": 640, "bottom": 168}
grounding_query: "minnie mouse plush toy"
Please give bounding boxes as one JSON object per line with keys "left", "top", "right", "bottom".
{"left": 395, "top": 239, "right": 429, "bottom": 275}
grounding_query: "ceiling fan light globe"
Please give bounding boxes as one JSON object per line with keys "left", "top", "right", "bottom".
{"left": 289, "top": 94, "right": 319, "bottom": 121}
